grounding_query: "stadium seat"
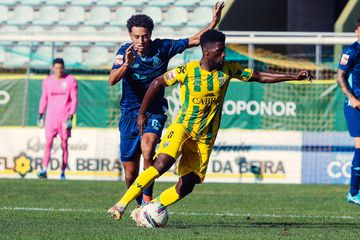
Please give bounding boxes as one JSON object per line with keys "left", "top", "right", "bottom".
{"left": 122, "top": 0, "right": 147, "bottom": 7}
{"left": 85, "top": 6, "right": 110, "bottom": 27}
{"left": 142, "top": 6, "right": 162, "bottom": 24}
{"left": 180, "top": 27, "right": 200, "bottom": 36}
{"left": 4, "top": 46, "right": 31, "bottom": 68}
{"left": 96, "top": 0, "right": 120, "bottom": 7}
{"left": 46, "top": 0, "right": 69, "bottom": 6}
{"left": 199, "top": 0, "right": 218, "bottom": 7}
{"left": 0, "top": 0, "right": 17, "bottom": 6}
{"left": 70, "top": 26, "right": 96, "bottom": 46}
{"left": 174, "top": 0, "right": 199, "bottom": 7}
{"left": 0, "top": 26, "right": 19, "bottom": 46}
{"left": 49, "top": 26, "right": 71, "bottom": 46}
{"left": 7, "top": 5, "right": 34, "bottom": 26}
{"left": 162, "top": 7, "right": 188, "bottom": 27}
{"left": 110, "top": 7, "right": 136, "bottom": 26}
{"left": 0, "top": 47, "right": 6, "bottom": 65}
{"left": 96, "top": 26, "right": 127, "bottom": 47}
{"left": 19, "top": 0, "right": 43, "bottom": 5}
{"left": 24, "top": 26, "right": 45, "bottom": 46}
{"left": 71, "top": 0, "right": 94, "bottom": 7}
{"left": 0, "top": 6, "right": 9, "bottom": 24}
{"left": 33, "top": 6, "right": 60, "bottom": 26}
{"left": 148, "top": 0, "right": 174, "bottom": 7}
{"left": 83, "top": 46, "right": 109, "bottom": 68}
{"left": 188, "top": 7, "right": 212, "bottom": 27}
{"left": 62, "top": 46, "right": 83, "bottom": 68}
{"left": 61, "top": 6, "right": 85, "bottom": 26}
{"left": 152, "top": 26, "right": 174, "bottom": 38}
{"left": 30, "top": 46, "right": 54, "bottom": 68}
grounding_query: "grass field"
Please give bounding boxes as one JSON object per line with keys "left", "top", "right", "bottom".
{"left": 1, "top": 179, "right": 360, "bottom": 240}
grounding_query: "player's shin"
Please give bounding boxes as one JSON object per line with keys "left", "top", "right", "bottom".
{"left": 117, "top": 166, "right": 159, "bottom": 207}
{"left": 153, "top": 185, "right": 181, "bottom": 207}
{"left": 350, "top": 148, "right": 360, "bottom": 196}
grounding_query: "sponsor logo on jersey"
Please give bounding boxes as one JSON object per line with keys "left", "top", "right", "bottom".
{"left": 340, "top": 54, "right": 349, "bottom": 65}
{"left": 114, "top": 54, "right": 124, "bottom": 65}
{"left": 165, "top": 69, "right": 176, "bottom": 81}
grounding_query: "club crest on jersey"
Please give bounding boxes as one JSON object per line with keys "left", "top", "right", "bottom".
{"left": 61, "top": 81, "right": 68, "bottom": 89}
{"left": 153, "top": 56, "right": 161, "bottom": 66}
{"left": 340, "top": 54, "right": 349, "bottom": 65}
{"left": 162, "top": 141, "right": 170, "bottom": 149}
{"left": 218, "top": 76, "right": 226, "bottom": 87}
{"left": 114, "top": 54, "right": 124, "bottom": 65}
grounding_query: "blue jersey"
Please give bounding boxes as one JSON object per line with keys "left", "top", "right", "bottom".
{"left": 338, "top": 41, "right": 360, "bottom": 99}
{"left": 112, "top": 38, "right": 189, "bottom": 115}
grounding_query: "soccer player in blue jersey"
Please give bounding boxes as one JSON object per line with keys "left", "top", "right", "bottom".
{"left": 108, "top": 2, "right": 224, "bottom": 205}
{"left": 337, "top": 18, "right": 360, "bottom": 205}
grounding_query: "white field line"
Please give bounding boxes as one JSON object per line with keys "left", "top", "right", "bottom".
{"left": 0, "top": 206, "right": 358, "bottom": 220}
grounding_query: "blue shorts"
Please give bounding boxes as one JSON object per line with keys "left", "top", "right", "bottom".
{"left": 344, "top": 100, "right": 360, "bottom": 137}
{"left": 119, "top": 112, "right": 167, "bottom": 162}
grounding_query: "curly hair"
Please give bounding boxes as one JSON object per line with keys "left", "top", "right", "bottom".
{"left": 126, "top": 14, "right": 154, "bottom": 33}
{"left": 200, "top": 30, "right": 226, "bottom": 47}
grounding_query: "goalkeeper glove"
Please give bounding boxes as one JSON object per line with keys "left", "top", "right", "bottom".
{"left": 37, "top": 114, "right": 44, "bottom": 128}
{"left": 63, "top": 116, "right": 73, "bottom": 130}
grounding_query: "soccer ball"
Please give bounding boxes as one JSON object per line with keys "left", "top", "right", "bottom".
{"left": 139, "top": 202, "right": 169, "bottom": 228}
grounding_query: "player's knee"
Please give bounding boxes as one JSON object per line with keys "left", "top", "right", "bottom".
{"left": 177, "top": 173, "right": 200, "bottom": 197}
{"left": 153, "top": 154, "right": 175, "bottom": 175}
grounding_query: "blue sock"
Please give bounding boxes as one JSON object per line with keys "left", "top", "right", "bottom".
{"left": 135, "top": 195, "right": 143, "bottom": 205}
{"left": 143, "top": 183, "right": 154, "bottom": 198}
{"left": 350, "top": 148, "right": 360, "bottom": 196}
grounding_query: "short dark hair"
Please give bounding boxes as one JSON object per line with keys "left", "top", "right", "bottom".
{"left": 356, "top": 18, "right": 360, "bottom": 28}
{"left": 200, "top": 30, "right": 226, "bottom": 47}
{"left": 53, "top": 58, "right": 64, "bottom": 66}
{"left": 126, "top": 14, "right": 154, "bottom": 33}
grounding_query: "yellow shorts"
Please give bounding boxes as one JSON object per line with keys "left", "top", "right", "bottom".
{"left": 155, "top": 122, "right": 212, "bottom": 182}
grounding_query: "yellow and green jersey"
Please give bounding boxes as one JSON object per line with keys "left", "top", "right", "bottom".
{"left": 163, "top": 60, "right": 253, "bottom": 145}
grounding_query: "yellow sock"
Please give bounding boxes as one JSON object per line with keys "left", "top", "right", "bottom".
{"left": 117, "top": 166, "right": 159, "bottom": 207}
{"left": 154, "top": 185, "right": 181, "bottom": 207}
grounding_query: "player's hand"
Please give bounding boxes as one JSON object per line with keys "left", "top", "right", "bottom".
{"left": 63, "top": 116, "right": 73, "bottom": 130}
{"left": 296, "top": 70, "right": 313, "bottom": 81}
{"left": 124, "top": 43, "right": 135, "bottom": 67}
{"left": 213, "top": 1, "right": 225, "bottom": 24}
{"left": 37, "top": 114, "right": 44, "bottom": 128}
{"left": 137, "top": 112, "right": 147, "bottom": 136}
{"left": 349, "top": 96, "right": 360, "bottom": 109}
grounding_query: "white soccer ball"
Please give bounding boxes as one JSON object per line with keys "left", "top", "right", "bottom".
{"left": 139, "top": 202, "right": 169, "bottom": 228}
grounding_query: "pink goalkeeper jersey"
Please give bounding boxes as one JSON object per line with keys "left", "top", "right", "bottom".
{"left": 38, "top": 74, "right": 78, "bottom": 124}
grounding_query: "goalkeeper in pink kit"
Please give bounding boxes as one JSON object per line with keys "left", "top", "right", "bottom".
{"left": 37, "top": 58, "right": 78, "bottom": 179}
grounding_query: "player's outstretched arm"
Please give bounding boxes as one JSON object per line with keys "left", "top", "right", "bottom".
{"left": 249, "top": 70, "right": 313, "bottom": 84}
{"left": 108, "top": 44, "right": 135, "bottom": 85}
{"left": 137, "top": 76, "right": 169, "bottom": 135}
{"left": 188, "top": 1, "right": 225, "bottom": 48}
{"left": 336, "top": 69, "right": 360, "bottom": 109}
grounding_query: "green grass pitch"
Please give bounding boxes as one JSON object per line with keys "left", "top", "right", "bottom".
{"left": 1, "top": 179, "right": 360, "bottom": 240}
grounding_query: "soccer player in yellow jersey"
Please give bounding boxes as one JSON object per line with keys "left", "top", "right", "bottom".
{"left": 107, "top": 30, "right": 313, "bottom": 223}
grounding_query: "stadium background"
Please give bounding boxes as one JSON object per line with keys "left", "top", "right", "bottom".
{"left": 0, "top": 0, "right": 357, "bottom": 184}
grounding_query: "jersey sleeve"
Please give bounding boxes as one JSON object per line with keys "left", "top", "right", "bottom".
{"left": 163, "top": 38, "right": 189, "bottom": 59}
{"left": 338, "top": 47, "right": 355, "bottom": 72}
{"left": 68, "top": 77, "right": 78, "bottom": 116}
{"left": 163, "top": 64, "right": 188, "bottom": 86}
{"left": 228, "top": 61, "right": 253, "bottom": 81}
{"left": 111, "top": 44, "right": 128, "bottom": 70}
{"left": 38, "top": 77, "right": 48, "bottom": 114}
